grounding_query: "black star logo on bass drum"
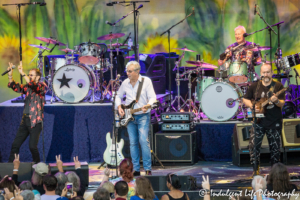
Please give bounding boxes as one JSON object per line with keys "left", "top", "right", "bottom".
{"left": 57, "top": 73, "right": 72, "bottom": 88}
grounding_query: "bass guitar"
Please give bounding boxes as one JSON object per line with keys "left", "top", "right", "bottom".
{"left": 103, "top": 129, "right": 125, "bottom": 166}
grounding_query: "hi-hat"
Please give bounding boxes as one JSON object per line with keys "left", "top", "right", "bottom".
{"left": 172, "top": 47, "right": 195, "bottom": 52}
{"left": 97, "top": 33, "right": 125, "bottom": 40}
{"left": 35, "top": 37, "right": 66, "bottom": 46}
{"left": 59, "top": 48, "right": 74, "bottom": 53}
{"left": 107, "top": 43, "right": 128, "bottom": 48}
{"left": 29, "top": 44, "right": 50, "bottom": 50}
{"left": 186, "top": 61, "right": 218, "bottom": 69}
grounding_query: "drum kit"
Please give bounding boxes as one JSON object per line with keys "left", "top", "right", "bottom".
{"left": 29, "top": 33, "right": 130, "bottom": 104}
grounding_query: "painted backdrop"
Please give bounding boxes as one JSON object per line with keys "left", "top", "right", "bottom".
{"left": 0, "top": 0, "right": 300, "bottom": 103}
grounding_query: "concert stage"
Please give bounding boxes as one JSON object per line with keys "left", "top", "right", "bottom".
{"left": 0, "top": 95, "right": 243, "bottom": 163}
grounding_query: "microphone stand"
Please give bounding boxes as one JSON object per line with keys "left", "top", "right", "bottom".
{"left": 2, "top": 2, "right": 42, "bottom": 103}
{"left": 160, "top": 9, "right": 194, "bottom": 110}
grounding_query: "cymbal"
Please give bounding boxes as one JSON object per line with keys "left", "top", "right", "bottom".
{"left": 186, "top": 61, "right": 218, "bottom": 69}
{"left": 107, "top": 43, "right": 128, "bottom": 48}
{"left": 59, "top": 48, "right": 74, "bottom": 53}
{"left": 246, "top": 46, "right": 271, "bottom": 51}
{"left": 97, "top": 33, "right": 125, "bottom": 40}
{"left": 172, "top": 47, "right": 195, "bottom": 52}
{"left": 29, "top": 44, "right": 50, "bottom": 50}
{"left": 256, "top": 61, "right": 275, "bottom": 65}
{"left": 35, "top": 37, "right": 66, "bottom": 46}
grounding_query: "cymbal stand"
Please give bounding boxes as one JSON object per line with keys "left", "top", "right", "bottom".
{"left": 103, "top": 35, "right": 115, "bottom": 100}
{"left": 181, "top": 69, "right": 198, "bottom": 112}
{"left": 196, "top": 67, "right": 205, "bottom": 120}
{"left": 166, "top": 51, "right": 186, "bottom": 112}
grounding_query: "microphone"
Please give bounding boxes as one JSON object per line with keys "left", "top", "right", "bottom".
{"left": 261, "top": 76, "right": 264, "bottom": 79}
{"left": 49, "top": 43, "right": 58, "bottom": 53}
{"left": 106, "top": 1, "right": 120, "bottom": 6}
{"left": 243, "top": 33, "right": 250, "bottom": 37}
{"left": 122, "top": 32, "right": 131, "bottom": 46}
{"left": 106, "top": 21, "right": 115, "bottom": 26}
{"left": 137, "top": 4, "right": 143, "bottom": 9}
{"left": 2, "top": 65, "right": 16, "bottom": 76}
{"left": 294, "top": 68, "right": 300, "bottom": 78}
{"left": 254, "top": 4, "right": 257, "bottom": 15}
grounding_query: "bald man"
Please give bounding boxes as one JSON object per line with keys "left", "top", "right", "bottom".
{"left": 218, "top": 25, "right": 261, "bottom": 67}
{"left": 243, "top": 64, "right": 285, "bottom": 175}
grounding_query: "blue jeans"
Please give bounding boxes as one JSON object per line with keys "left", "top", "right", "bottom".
{"left": 127, "top": 113, "right": 151, "bottom": 171}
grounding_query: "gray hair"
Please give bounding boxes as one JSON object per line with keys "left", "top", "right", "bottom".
{"left": 20, "top": 190, "right": 35, "bottom": 200}
{"left": 100, "top": 181, "right": 114, "bottom": 193}
{"left": 93, "top": 188, "right": 110, "bottom": 200}
{"left": 19, "top": 181, "right": 33, "bottom": 191}
{"left": 65, "top": 171, "right": 80, "bottom": 192}
{"left": 54, "top": 172, "right": 68, "bottom": 195}
{"left": 252, "top": 175, "right": 267, "bottom": 191}
{"left": 234, "top": 25, "right": 246, "bottom": 33}
{"left": 126, "top": 61, "right": 140, "bottom": 72}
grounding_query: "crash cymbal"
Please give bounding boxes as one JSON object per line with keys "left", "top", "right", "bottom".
{"left": 97, "top": 33, "right": 125, "bottom": 40}
{"left": 172, "top": 47, "right": 195, "bottom": 52}
{"left": 29, "top": 44, "right": 50, "bottom": 50}
{"left": 107, "top": 43, "right": 128, "bottom": 48}
{"left": 59, "top": 48, "right": 74, "bottom": 53}
{"left": 246, "top": 46, "right": 271, "bottom": 51}
{"left": 186, "top": 61, "right": 218, "bottom": 69}
{"left": 35, "top": 37, "right": 66, "bottom": 46}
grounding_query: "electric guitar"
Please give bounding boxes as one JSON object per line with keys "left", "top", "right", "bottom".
{"left": 120, "top": 100, "right": 158, "bottom": 127}
{"left": 103, "top": 130, "right": 125, "bottom": 166}
{"left": 251, "top": 87, "right": 287, "bottom": 114}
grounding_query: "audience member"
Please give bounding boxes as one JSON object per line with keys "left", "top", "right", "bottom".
{"left": 19, "top": 181, "right": 41, "bottom": 200}
{"left": 114, "top": 181, "right": 128, "bottom": 200}
{"left": 267, "top": 163, "right": 298, "bottom": 194}
{"left": 54, "top": 173, "right": 67, "bottom": 196}
{"left": 102, "top": 159, "right": 135, "bottom": 199}
{"left": 100, "top": 181, "right": 114, "bottom": 199}
{"left": 130, "top": 176, "right": 158, "bottom": 200}
{"left": 161, "top": 173, "right": 190, "bottom": 200}
{"left": 93, "top": 188, "right": 110, "bottom": 200}
{"left": 0, "top": 176, "right": 16, "bottom": 193}
{"left": 41, "top": 175, "right": 59, "bottom": 200}
{"left": 20, "top": 190, "right": 35, "bottom": 200}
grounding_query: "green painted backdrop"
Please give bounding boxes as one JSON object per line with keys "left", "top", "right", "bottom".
{"left": 0, "top": 0, "right": 300, "bottom": 103}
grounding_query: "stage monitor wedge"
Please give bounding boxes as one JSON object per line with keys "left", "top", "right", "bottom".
{"left": 282, "top": 118, "right": 300, "bottom": 147}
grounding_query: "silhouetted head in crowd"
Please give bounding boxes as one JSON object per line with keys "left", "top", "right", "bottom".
{"left": 21, "top": 190, "right": 35, "bottom": 200}
{"left": 100, "top": 181, "right": 114, "bottom": 199}
{"left": 166, "top": 173, "right": 181, "bottom": 190}
{"left": 19, "top": 181, "right": 34, "bottom": 191}
{"left": 65, "top": 171, "right": 80, "bottom": 192}
{"left": 71, "top": 197, "right": 84, "bottom": 200}
{"left": 115, "top": 181, "right": 128, "bottom": 199}
{"left": 268, "top": 163, "right": 294, "bottom": 193}
{"left": 42, "top": 175, "right": 57, "bottom": 192}
{"left": 0, "top": 176, "right": 16, "bottom": 193}
{"left": 134, "top": 176, "right": 155, "bottom": 200}
{"left": 54, "top": 172, "right": 68, "bottom": 195}
{"left": 32, "top": 163, "right": 51, "bottom": 186}
{"left": 119, "top": 159, "right": 133, "bottom": 182}
{"left": 93, "top": 188, "right": 110, "bottom": 200}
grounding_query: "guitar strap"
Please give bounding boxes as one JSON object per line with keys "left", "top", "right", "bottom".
{"left": 255, "top": 80, "right": 276, "bottom": 100}
{"left": 135, "top": 77, "right": 144, "bottom": 103}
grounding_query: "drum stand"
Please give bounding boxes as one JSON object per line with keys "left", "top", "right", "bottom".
{"left": 181, "top": 70, "right": 198, "bottom": 112}
{"left": 103, "top": 36, "right": 115, "bottom": 101}
{"left": 167, "top": 51, "right": 186, "bottom": 112}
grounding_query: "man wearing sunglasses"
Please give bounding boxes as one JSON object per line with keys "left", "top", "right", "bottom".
{"left": 116, "top": 61, "right": 156, "bottom": 176}
{"left": 7, "top": 61, "right": 46, "bottom": 163}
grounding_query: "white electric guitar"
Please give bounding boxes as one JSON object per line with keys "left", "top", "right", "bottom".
{"left": 103, "top": 130, "right": 125, "bottom": 166}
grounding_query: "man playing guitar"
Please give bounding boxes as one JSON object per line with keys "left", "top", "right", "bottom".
{"left": 116, "top": 61, "right": 156, "bottom": 176}
{"left": 243, "top": 63, "right": 285, "bottom": 175}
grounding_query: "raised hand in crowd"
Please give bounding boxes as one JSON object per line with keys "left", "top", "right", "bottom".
{"left": 70, "top": 191, "right": 77, "bottom": 198}
{"left": 3, "top": 188, "right": 14, "bottom": 200}
{"left": 61, "top": 187, "right": 67, "bottom": 197}
{"left": 202, "top": 175, "right": 210, "bottom": 200}
{"left": 14, "top": 188, "right": 23, "bottom": 200}
{"left": 13, "top": 154, "right": 20, "bottom": 175}
{"left": 73, "top": 156, "right": 81, "bottom": 170}
{"left": 56, "top": 155, "right": 64, "bottom": 172}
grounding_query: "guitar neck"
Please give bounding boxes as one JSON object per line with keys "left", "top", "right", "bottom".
{"left": 261, "top": 88, "right": 287, "bottom": 107}
{"left": 130, "top": 105, "right": 151, "bottom": 114}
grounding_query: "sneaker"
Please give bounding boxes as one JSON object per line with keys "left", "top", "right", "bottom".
{"left": 145, "top": 170, "right": 152, "bottom": 175}
{"left": 133, "top": 171, "right": 140, "bottom": 176}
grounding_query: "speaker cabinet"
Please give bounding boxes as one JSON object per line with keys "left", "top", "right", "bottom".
{"left": 150, "top": 76, "right": 166, "bottom": 94}
{"left": 282, "top": 119, "right": 300, "bottom": 164}
{"left": 154, "top": 131, "right": 197, "bottom": 164}
{"left": 232, "top": 123, "right": 284, "bottom": 166}
{"left": 0, "top": 163, "right": 33, "bottom": 182}
{"left": 49, "top": 162, "right": 89, "bottom": 187}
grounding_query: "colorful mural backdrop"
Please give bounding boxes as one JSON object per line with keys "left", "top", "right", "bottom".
{"left": 0, "top": 0, "right": 300, "bottom": 103}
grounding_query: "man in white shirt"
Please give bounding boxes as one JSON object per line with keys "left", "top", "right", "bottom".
{"left": 116, "top": 61, "right": 156, "bottom": 176}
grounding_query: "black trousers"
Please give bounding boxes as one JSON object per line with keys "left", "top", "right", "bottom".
{"left": 249, "top": 123, "right": 281, "bottom": 168}
{"left": 8, "top": 115, "right": 42, "bottom": 163}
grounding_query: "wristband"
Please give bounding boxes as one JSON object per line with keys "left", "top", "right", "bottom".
{"left": 75, "top": 167, "right": 81, "bottom": 170}
{"left": 8, "top": 76, "right": 12, "bottom": 78}
{"left": 13, "top": 169, "right": 18, "bottom": 172}
{"left": 10, "top": 197, "right": 15, "bottom": 200}
{"left": 22, "top": 74, "right": 26, "bottom": 77}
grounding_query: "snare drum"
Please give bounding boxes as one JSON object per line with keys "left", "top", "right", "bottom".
{"left": 201, "top": 81, "right": 242, "bottom": 121}
{"left": 196, "top": 76, "right": 216, "bottom": 102}
{"left": 78, "top": 42, "right": 100, "bottom": 65}
{"left": 52, "top": 58, "right": 67, "bottom": 70}
{"left": 94, "top": 58, "right": 110, "bottom": 73}
{"left": 52, "top": 63, "right": 96, "bottom": 103}
{"left": 228, "top": 61, "right": 248, "bottom": 84}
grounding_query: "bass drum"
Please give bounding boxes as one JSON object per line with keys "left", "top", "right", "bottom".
{"left": 201, "top": 81, "right": 242, "bottom": 121}
{"left": 52, "top": 64, "right": 96, "bottom": 103}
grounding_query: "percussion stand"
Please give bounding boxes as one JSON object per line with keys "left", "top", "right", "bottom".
{"left": 181, "top": 69, "right": 198, "bottom": 112}
{"left": 103, "top": 36, "right": 115, "bottom": 100}
{"left": 196, "top": 67, "right": 205, "bottom": 120}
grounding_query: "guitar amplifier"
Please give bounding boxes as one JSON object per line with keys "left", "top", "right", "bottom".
{"left": 161, "top": 112, "right": 194, "bottom": 122}
{"left": 161, "top": 122, "right": 194, "bottom": 132}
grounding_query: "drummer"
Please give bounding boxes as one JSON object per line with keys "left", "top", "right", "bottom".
{"left": 218, "top": 25, "right": 261, "bottom": 67}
